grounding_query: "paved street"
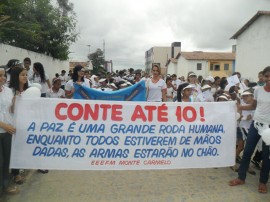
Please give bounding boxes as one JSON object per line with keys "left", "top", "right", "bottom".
{"left": 2, "top": 166, "right": 269, "bottom": 202}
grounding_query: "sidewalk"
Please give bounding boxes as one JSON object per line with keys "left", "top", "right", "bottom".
{"left": 2, "top": 166, "right": 269, "bottom": 202}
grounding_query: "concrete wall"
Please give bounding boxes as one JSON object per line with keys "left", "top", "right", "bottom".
{"left": 235, "top": 15, "right": 270, "bottom": 81}
{"left": 0, "top": 43, "right": 69, "bottom": 81}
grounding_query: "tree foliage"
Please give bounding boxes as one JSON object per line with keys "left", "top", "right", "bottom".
{"left": 0, "top": 0, "right": 78, "bottom": 60}
{"left": 88, "top": 48, "right": 106, "bottom": 74}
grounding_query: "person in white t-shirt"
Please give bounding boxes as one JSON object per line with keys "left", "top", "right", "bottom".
{"left": 236, "top": 90, "right": 255, "bottom": 159}
{"left": 187, "top": 71, "right": 201, "bottom": 102}
{"left": 46, "top": 77, "right": 65, "bottom": 98}
{"left": 146, "top": 65, "right": 166, "bottom": 102}
{"left": 196, "top": 84, "right": 214, "bottom": 102}
{"left": 171, "top": 74, "right": 181, "bottom": 101}
{"left": 29, "top": 62, "right": 51, "bottom": 97}
{"left": 234, "top": 72, "right": 247, "bottom": 93}
{"left": 91, "top": 75, "right": 100, "bottom": 88}
{"left": 176, "top": 83, "right": 194, "bottom": 102}
{"left": 134, "top": 72, "right": 142, "bottom": 83}
{"left": 0, "top": 66, "right": 20, "bottom": 195}
{"left": 65, "top": 65, "right": 90, "bottom": 98}
{"left": 225, "top": 72, "right": 248, "bottom": 95}
{"left": 23, "top": 57, "right": 33, "bottom": 81}
{"left": 211, "top": 76, "right": 221, "bottom": 95}
{"left": 5, "top": 59, "right": 21, "bottom": 87}
{"left": 229, "top": 66, "right": 270, "bottom": 194}
{"left": 165, "top": 77, "right": 174, "bottom": 102}
{"left": 59, "top": 70, "right": 69, "bottom": 90}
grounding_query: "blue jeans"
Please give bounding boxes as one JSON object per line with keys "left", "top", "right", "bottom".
{"left": 238, "top": 121, "right": 270, "bottom": 184}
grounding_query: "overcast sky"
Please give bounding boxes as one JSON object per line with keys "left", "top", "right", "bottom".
{"left": 68, "top": 0, "right": 270, "bottom": 70}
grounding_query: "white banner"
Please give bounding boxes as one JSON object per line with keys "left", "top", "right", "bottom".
{"left": 11, "top": 98, "right": 236, "bottom": 170}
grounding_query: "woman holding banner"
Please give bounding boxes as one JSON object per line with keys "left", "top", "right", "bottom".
{"left": 146, "top": 65, "right": 166, "bottom": 102}
{"left": 229, "top": 66, "right": 270, "bottom": 194}
{"left": 65, "top": 65, "right": 90, "bottom": 98}
{"left": 9, "top": 66, "right": 30, "bottom": 183}
{"left": 0, "top": 66, "right": 20, "bottom": 195}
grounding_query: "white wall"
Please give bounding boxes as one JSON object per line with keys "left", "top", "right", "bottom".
{"left": 177, "top": 57, "right": 208, "bottom": 78}
{"left": 235, "top": 15, "right": 270, "bottom": 81}
{"left": 0, "top": 43, "right": 69, "bottom": 81}
{"left": 167, "top": 62, "right": 177, "bottom": 75}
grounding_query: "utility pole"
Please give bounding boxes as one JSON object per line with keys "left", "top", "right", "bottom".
{"left": 87, "top": 44, "right": 91, "bottom": 54}
{"left": 103, "top": 40, "right": 105, "bottom": 60}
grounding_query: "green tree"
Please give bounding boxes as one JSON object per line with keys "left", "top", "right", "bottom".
{"left": 88, "top": 48, "right": 106, "bottom": 74}
{"left": 0, "top": 0, "right": 78, "bottom": 60}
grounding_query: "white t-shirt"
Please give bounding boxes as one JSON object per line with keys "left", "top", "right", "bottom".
{"left": 239, "top": 81, "right": 248, "bottom": 92}
{"left": 146, "top": 78, "right": 166, "bottom": 102}
{"left": 91, "top": 81, "right": 100, "bottom": 88}
{"left": 0, "top": 86, "right": 13, "bottom": 133}
{"left": 65, "top": 78, "right": 91, "bottom": 92}
{"left": 5, "top": 73, "right": 11, "bottom": 87}
{"left": 172, "top": 79, "right": 181, "bottom": 97}
{"left": 115, "top": 76, "right": 123, "bottom": 83}
{"left": 59, "top": 74, "right": 69, "bottom": 86}
{"left": 46, "top": 88, "right": 65, "bottom": 98}
{"left": 196, "top": 90, "right": 214, "bottom": 102}
{"left": 166, "top": 86, "right": 174, "bottom": 102}
{"left": 239, "top": 103, "right": 254, "bottom": 130}
{"left": 190, "top": 83, "right": 201, "bottom": 101}
{"left": 211, "top": 86, "right": 220, "bottom": 95}
{"left": 253, "top": 86, "right": 270, "bottom": 124}
{"left": 31, "top": 74, "right": 49, "bottom": 93}
{"left": 27, "top": 69, "right": 33, "bottom": 81}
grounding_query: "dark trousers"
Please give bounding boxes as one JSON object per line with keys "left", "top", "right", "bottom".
{"left": 238, "top": 121, "right": 270, "bottom": 184}
{"left": 253, "top": 150, "right": 262, "bottom": 162}
{"left": 0, "top": 132, "right": 12, "bottom": 190}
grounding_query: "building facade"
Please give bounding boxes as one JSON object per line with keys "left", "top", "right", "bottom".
{"left": 145, "top": 42, "right": 181, "bottom": 74}
{"left": 231, "top": 11, "right": 270, "bottom": 81}
{"left": 167, "top": 51, "right": 235, "bottom": 78}
{"left": 69, "top": 60, "right": 92, "bottom": 71}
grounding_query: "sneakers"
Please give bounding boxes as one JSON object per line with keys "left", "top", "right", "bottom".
{"left": 5, "top": 185, "right": 20, "bottom": 195}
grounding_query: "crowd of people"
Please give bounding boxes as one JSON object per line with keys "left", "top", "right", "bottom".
{"left": 0, "top": 57, "right": 270, "bottom": 196}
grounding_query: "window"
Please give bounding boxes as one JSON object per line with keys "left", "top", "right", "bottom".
{"left": 210, "top": 64, "right": 213, "bottom": 71}
{"left": 214, "top": 65, "right": 220, "bottom": 71}
{"left": 224, "top": 64, "right": 229, "bottom": 70}
{"left": 197, "top": 63, "right": 202, "bottom": 70}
